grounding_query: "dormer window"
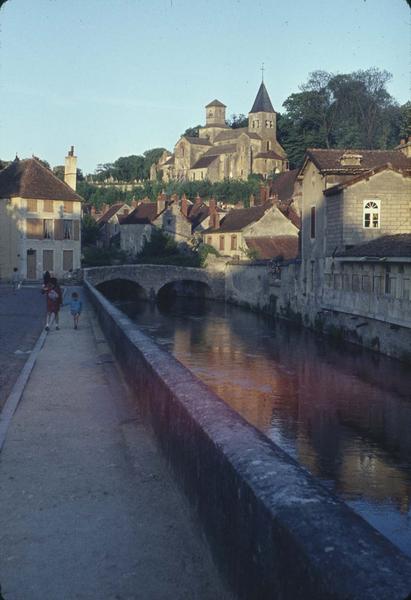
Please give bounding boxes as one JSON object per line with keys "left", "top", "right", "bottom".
{"left": 340, "top": 152, "right": 363, "bottom": 167}
{"left": 363, "top": 200, "right": 380, "bottom": 228}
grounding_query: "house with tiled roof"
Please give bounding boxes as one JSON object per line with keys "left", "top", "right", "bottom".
{"left": 152, "top": 81, "right": 288, "bottom": 183}
{"left": 120, "top": 193, "right": 206, "bottom": 256}
{"left": 96, "top": 202, "right": 132, "bottom": 247}
{"left": 202, "top": 199, "right": 299, "bottom": 261}
{"left": 0, "top": 148, "right": 83, "bottom": 281}
{"left": 276, "top": 143, "right": 411, "bottom": 357}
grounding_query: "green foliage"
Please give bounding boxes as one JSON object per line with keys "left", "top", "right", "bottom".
{"left": 241, "top": 246, "right": 260, "bottom": 261}
{"left": 81, "top": 214, "right": 101, "bottom": 246}
{"left": 53, "top": 166, "right": 84, "bottom": 182}
{"left": 82, "top": 246, "right": 126, "bottom": 267}
{"left": 182, "top": 126, "right": 201, "bottom": 138}
{"left": 226, "top": 113, "right": 248, "bottom": 129}
{"left": 93, "top": 148, "right": 166, "bottom": 183}
{"left": 135, "top": 229, "right": 202, "bottom": 267}
{"left": 139, "top": 228, "right": 178, "bottom": 258}
{"left": 279, "top": 68, "right": 406, "bottom": 168}
{"left": 33, "top": 156, "right": 51, "bottom": 170}
{"left": 197, "top": 243, "right": 220, "bottom": 265}
{"left": 80, "top": 176, "right": 263, "bottom": 209}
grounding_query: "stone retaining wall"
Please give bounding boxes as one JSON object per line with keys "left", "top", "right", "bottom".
{"left": 85, "top": 281, "right": 411, "bottom": 600}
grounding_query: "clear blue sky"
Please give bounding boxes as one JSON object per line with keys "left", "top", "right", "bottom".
{"left": 0, "top": 0, "right": 409, "bottom": 174}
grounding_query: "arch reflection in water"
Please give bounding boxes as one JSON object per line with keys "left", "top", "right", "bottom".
{"left": 112, "top": 294, "right": 411, "bottom": 558}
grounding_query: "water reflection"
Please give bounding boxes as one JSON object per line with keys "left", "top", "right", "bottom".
{"left": 117, "top": 297, "right": 411, "bottom": 557}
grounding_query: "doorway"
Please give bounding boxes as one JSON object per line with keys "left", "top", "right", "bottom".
{"left": 27, "top": 249, "right": 37, "bottom": 279}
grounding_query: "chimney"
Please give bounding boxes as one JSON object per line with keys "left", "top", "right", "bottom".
{"left": 90, "top": 206, "right": 96, "bottom": 218}
{"left": 157, "top": 191, "right": 167, "bottom": 213}
{"left": 397, "top": 136, "right": 411, "bottom": 158}
{"left": 131, "top": 199, "right": 138, "bottom": 208}
{"left": 181, "top": 194, "right": 189, "bottom": 217}
{"left": 259, "top": 184, "right": 269, "bottom": 204}
{"left": 208, "top": 198, "right": 220, "bottom": 229}
{"left": 249, "top": 194, "right": 255, "bottom": 207}
{"left": 64, "top": 145, "right": 77, "bottom": 191}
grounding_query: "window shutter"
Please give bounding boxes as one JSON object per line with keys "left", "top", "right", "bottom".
{"left": 73, "top": 220, "right": 80, "bottom": 241}
{"left": 26, "top": 219, "right": 43, "bottom": 239}
{"left": 54, "top": 219, "right": 63, "bottom": 240}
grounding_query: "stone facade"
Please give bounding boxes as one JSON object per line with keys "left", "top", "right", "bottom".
{"left": 275, "top": 148, "right": 411, "bottom": 361}
{"left": 203, "top": 200, "right": 299, "bottom": 261}
{"left": 153, "top": 83, "right": 288, "bottom": 183}
{"left": 0, "top": 151, "right": 83, "bottom": 281}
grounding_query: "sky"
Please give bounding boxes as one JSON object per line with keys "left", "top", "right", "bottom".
{"left": 0, "top": 0, "right": 409, "bottom": 174}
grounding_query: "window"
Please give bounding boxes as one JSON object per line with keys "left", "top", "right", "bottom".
{"left": 206, "top": 236, "right": 212, "bottom": 245}
{"left": 343, "top": 273, "right": 350, "bottom": 290}
{"left": 63, "top": 220, "right": 73, "bottom": 239}
{"left": 219, "top": 235, "right": 225, "bottom": 251}
{"left": 230, "top": 235, "right": 237, "bottom": 250}
{"left": 43, "top": 249, "right": 54, "bottom": 272}
{"left": 403, "top": 279, "right": 410, "bottom": 300}
{"left": 352, "top": 274, "right": 360, "bottom": 291}
{"left": 63, "top": 250, "right": 73, "bottom": 271}
{"left": 43, "top": 219, "right": 53, "bottom": 239}
{"left": 362, "top": 275, "right": 371, "bottom": 292}
{"left": 64, "top": 201, "right": 73, "bottom": 213}
{"left": 26, "top": 219, "right": 43, "bottom": 239}
{"left": 363, "top": 200, "right": 380, "bottom": 228}
{"left": 373, "top": 276, "right": 383, "bottom": 295}
{"left": 27, "top": 199, "right": 37, "bottom": 212}
{"left": 43, "top": 200, "right": 53, "bottom": 212}
{"left": 333, "top": 274, "right": 342, "bottom": 290}
{"left": 266, "top": 141, "right": 270, "bottom": 151}
{"left": 310, "top": 207, "right": 316, "bottom": 239}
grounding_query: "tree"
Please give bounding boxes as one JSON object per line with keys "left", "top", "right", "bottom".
{"left": 226, "top": 113, "right": 248, "bottom": 129}
{"left": 182, "top": 126, "right": 201, "bottom": 138}
{"left": 33, "top": 156, "right": 51, "bottom": 170}
{"left": 280, "top": 68, "right": 404, "bottom": 168}
{"left": 114, "top": 155, "right": 145, "bottom": 181}
{"left": 81, "top": 214, "right": 101, "bottom": 246}
{"left": 143, "top": 148, "right": 167, "bottom": 179}
{"left": 53, "top": 166, "right": 84, "bottom": 182}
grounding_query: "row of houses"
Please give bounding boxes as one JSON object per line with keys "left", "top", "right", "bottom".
{"left": 94, "top": 182, "right": 301, "bottom": 263}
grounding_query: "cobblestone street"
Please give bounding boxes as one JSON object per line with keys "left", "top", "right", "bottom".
{"left": 0, "top": 285, "right": 44, "bottom": 409}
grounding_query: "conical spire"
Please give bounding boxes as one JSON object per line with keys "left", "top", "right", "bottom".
{"left": 250, "top": 82, "right": 275, "bottom": 113}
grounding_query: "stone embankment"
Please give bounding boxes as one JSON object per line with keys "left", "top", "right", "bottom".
{"left": 86, "top": 280, "right": 411, "bottom": 600}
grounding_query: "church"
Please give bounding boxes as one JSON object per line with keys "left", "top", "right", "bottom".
{"left": 151, "top": 82, "right": 288, "bottom": 183}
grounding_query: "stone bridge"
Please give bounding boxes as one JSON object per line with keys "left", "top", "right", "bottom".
{"left": 83, "top": 264, "right": 226, "bottom": 301}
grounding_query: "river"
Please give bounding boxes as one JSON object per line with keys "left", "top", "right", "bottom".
{"left": 116, "top": 296, "right": 411, "bottom": 558}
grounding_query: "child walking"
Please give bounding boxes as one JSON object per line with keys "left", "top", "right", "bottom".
{"left": 69, "top": 292, "right": 82, "bottom": 329}
{"left": 42, "top": 279, "right": 63, "bottom": 331}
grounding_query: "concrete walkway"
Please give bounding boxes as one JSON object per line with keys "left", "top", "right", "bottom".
{"left": 0, "top": 290, "right": 233, "bottom": 600}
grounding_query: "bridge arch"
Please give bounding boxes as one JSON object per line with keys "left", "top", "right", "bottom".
{"left": 84, "top": 265, "right": 226, "bottom": 302}
{"left": 157, "top": 279, "right": 213, "bottom": 303}
{"left": 95, "top": 278, "right": 148, "bottom": 302}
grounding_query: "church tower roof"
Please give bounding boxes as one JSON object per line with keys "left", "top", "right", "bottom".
{"left": 250, "top": 82, "right": 275, "bottom": 113}
{"left": 206, "top": 99, "right": 226, "bottom": 108}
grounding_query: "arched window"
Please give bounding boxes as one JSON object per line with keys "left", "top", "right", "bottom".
{"left": 363, "top": 200, "right": 380, "bottom": 228}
